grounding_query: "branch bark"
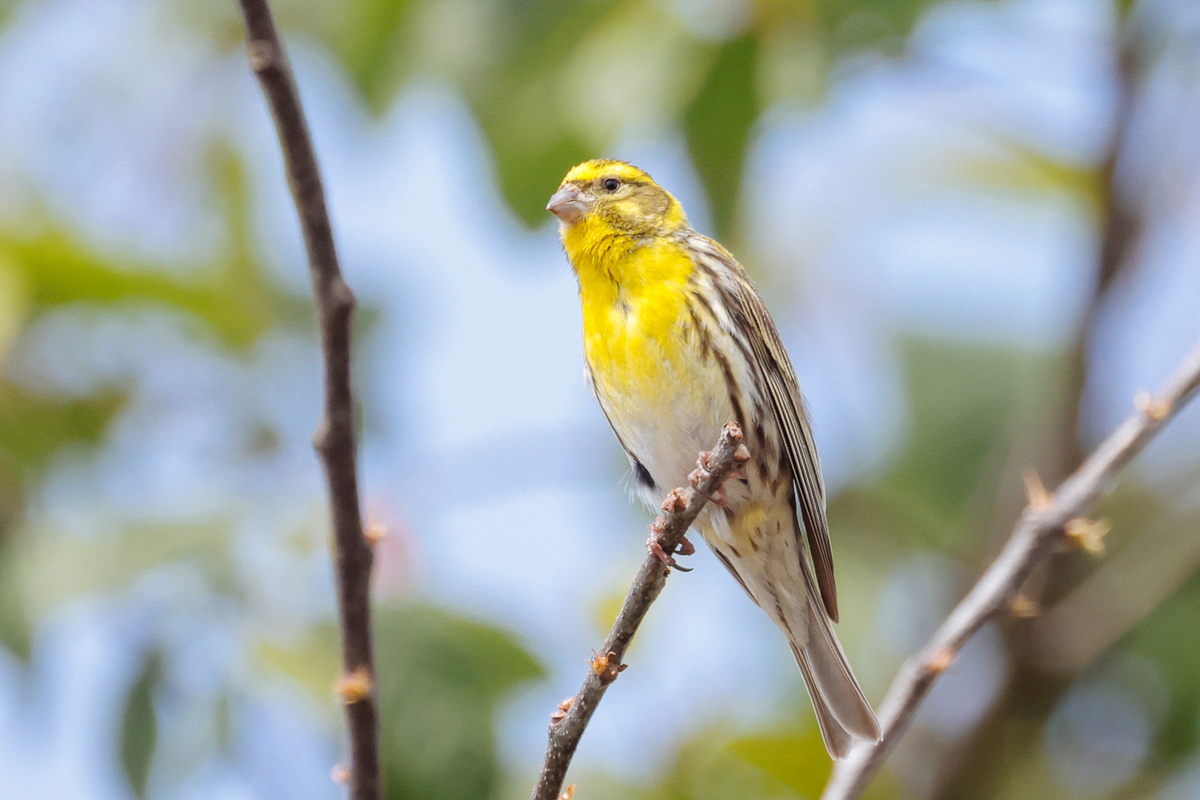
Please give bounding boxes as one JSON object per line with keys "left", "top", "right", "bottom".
{"left": 235, "top": 4, "right": 380, "bottom": 800}
{"left": 929, "top": 22, "right": 1148, "bottom": 795}
{"left": 820, "top": 340, "right": 1200, "bottom": 800}
{"left": 531, "top": 423, "right": 750, "bottom": 800}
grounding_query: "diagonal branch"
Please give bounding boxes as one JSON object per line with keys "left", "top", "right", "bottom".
{"left": 821, "top": 340, "right": 1200, "bottom": 800}
{"left": 235, "top": 3, "right": 380, "bottom": 800}
{"left": 531, "top": 422, "right": 751, "bottom": 800}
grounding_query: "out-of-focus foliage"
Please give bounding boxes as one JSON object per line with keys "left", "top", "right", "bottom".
{"left": 683, "top": 32, "right": 760, "bottom": 237}
{"left": 375, "top": 607, "right": 543, "bottom": 800}
{"left": 0, "top": 209, "right": 292, "bottom": 652}
{"left": 121, "top": 648, "right": 163, "bottom": 798}
{"left": 259, "top": 606, "right": 543, "bottom": 800}
{"left": 0, "top": 136, "right": 543, "bottom": 798}
{"left": 877, "top": 340, "right": 1058, "bottom": 549}
{"left": 563, "top": 718, "right": 904, "bottom": 800}
{"left": 0, "top": 144, "right": 304, "bottom": 527}
{"left": 2, "top": 0, "right": 1199, "bottom": 798}
{"left": 262, "top": 0, "right": 987, "bottom": 230}
{"left": 1127, "top": 571, "right": 1200, "bottom": 760}
{"left": 727, "top": 725, "right": 836, "bottom": 798}
{"left": 0, "top": 380, "right": 123, "bottom": 493}
{"left": 728, "top": 725, "right": 903, "bottom": 800}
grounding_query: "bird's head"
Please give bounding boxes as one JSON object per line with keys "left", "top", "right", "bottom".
{"left": 547, "top": 160, "right": 687, "bottom": 236}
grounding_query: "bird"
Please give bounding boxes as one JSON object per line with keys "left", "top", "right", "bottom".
{"left": 547, "top": 159, "right": 880, "bottom": 758}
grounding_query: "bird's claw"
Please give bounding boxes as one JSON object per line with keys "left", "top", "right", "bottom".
{"left": 689, "top": 451, "right": 732, "bottom": 505}
{"left": 688, "top": 472, "right": 729, "bottom": 507}
{"left": 646, "top": 521, "right": 694, "bottom": 572}
{"left": 647, "top": 536, "right": 669, "bottom": 564}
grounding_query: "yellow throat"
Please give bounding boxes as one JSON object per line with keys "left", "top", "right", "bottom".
{"left": 551, "top": 160, "right": 695, "bottom": 396}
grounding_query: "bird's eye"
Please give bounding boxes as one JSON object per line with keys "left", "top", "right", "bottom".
{"left": 602, "top": 177, "right": 621, "bottom": 192}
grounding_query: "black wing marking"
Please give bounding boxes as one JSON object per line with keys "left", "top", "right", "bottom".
{"left": 632, "top": 460, "right": 657, "bottom": 491}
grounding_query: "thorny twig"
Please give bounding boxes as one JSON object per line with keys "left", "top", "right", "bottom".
{"left": 531, "top": 423, "right": 750, "bottom": 800}
{"left": 236, "top": 3, "right": 380, "bottom": 799}
{"left": 821, "top": 341, "right": 1200, "bottom": 800}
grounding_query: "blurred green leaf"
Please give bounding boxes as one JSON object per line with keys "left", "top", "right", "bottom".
{"left": 323, "top": 0, "right": 415, "bottom": 112}
{"left": 1127, "top": 572, "right": 1200, "bottom": 765}
{"left": 377, "top": 604, "right": 543, "bottom": 800}
{"left": 0, "top": 142, "right": 305, "bottom": 352}
{"left": 121, "top": 648, "right": 163, "bottom": 798}
{"left": 258, "top": 603, "right": 543, "bottom": 800}
{"left": 950, "top": 140, "right": 1099, "bottom": 200}
{"left": 466, "top": 0, "right": 620, "bottom": 225}
{"left": 0, "top": 382, "right": 125, "bottom": 532}
{"left": 0, "top": 378, "right": 122, "bottom": 655}
{"left": 728, "top": 726, "right": 830, "bottom": 797}
{"left": 0, "top": 384, "right": 124, "bottom": 483}
{"left": 1115, "top": 0, "right": 1138, "bottom": 19}
{"left": 877, "top": 339, "right": 1054, "bottom": 548}
{"left": 729, "top": 723, "right": 902, "bottom": 800}
{"left": 648, "top": 721, "right": 801, "bottom": 800}
{"left": 488, "top": 129, "right": 594, "bottom": 228}
{"left": 3, "top": 225, "right": 292, "bottom": 352}
{"left": 813, "top": 0, "right": 929, "bottom": 50}
{"left": 16, "top": 519, "right": 237, "bottom": 620}
{"left": 255, "top": 624, "right": 340, "bottom": 706}
{"left": 0, "top": 532, "right": 31, "bottom": 660}
{"left": 0, "top": 255, "right": 28, "bottom": 360}
{"left": 683, "top": 32, "right": 760, "bottom": 238}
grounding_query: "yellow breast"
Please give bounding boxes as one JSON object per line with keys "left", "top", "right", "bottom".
{"left": 567, "top": 223, "right": 744, "bottom": 497}
{"left": 574, "top": 236, "right": 695, "bottom": 398}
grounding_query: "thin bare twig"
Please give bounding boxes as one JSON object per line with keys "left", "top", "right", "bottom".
{"left": 235, "top": 3, "right": 380, "bottom": 799}
{"left": 532, "top": 423, "right": 751, "bottom": 800}
{"left": 929, "top": 24, "right": 1148, "bottom": 794}
{"left": 821, "top": 340, "right": 1200, "bottom": 800}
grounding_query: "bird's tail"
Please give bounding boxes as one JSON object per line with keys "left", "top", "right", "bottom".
{"left": 702, "top": 506, "right": 880, "bottom": 759}
{"left": 782, "top": 588, "right": 881, "bottom": 758}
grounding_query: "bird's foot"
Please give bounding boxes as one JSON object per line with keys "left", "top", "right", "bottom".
{"left": 646, "top": 521, "right": 693, "bottom": 572}
{"left": 688, "top": 451, "right": 733, "bottom": 506}
{"left": 688, "top": 472, "right": 729, "bottom": 507}
{"left": 707, "top": 486, "right": 730, "bottom": 507}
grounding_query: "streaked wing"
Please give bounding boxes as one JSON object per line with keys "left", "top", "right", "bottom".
{"left": 730, "top": 268, "right": 839, "bottom": 622}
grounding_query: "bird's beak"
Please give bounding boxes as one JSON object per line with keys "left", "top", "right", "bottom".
{"left": 547, "top": 184, "right": 589, "bottom": 223}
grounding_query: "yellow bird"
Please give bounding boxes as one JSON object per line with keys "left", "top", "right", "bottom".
{"left": 548, "top": 160, "right": 880, "bottom": 758}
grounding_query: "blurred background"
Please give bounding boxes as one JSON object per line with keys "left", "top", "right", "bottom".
{"left": 1, "top": 0, "right": 1199, "bottom": 797}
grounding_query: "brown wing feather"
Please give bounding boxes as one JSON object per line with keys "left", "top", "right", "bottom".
{"left": 731, "top": 279, "right": 840, "bottom": 622}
